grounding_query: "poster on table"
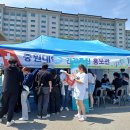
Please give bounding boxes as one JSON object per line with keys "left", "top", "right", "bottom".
{"left": 0, "top": 49, "right": 130, "bottom": 69}
{"left": 70, "top": 58, "right": 89, "bottom": 113}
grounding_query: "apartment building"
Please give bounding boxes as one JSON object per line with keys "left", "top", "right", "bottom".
{"left": 0, "top": 4, "right": 129, "bottom": 49}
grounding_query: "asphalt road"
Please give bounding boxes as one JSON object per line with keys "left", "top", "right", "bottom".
{"left": 0, "top": 103, "right": 130, "bottom": 130}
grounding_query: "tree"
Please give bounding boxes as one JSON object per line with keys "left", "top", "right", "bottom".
{"left": 59, "top": 36, "right": 74, "bottom": 40}
{"left": 0, "top": 33, "right": 6, "bottom": 41}
{"left": 90, "top": 35, "right": 106, "bottom": 42}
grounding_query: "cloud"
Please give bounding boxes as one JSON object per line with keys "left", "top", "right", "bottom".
{"left": 1, "top": 0, "right": 90, "bottom": 13}
{"left": 112, "top": 0, "right": 128, "bottom": 17}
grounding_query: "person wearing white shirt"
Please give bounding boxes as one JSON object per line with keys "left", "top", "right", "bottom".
{"left": 65, "top": 64, "right": 88, "bottom": 121}
{"left": 88, "top": 69, "right": 96, "bottom": 110}
{"left": 60, "top": 70, "right": 70, "bottom": 111}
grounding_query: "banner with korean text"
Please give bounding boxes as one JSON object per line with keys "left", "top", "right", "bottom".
{"left": 0, "top": 49, "right": 130, "bottom": 69}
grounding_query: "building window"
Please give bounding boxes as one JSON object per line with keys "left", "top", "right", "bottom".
{"left": 41, "top": 25, "right": 46, "bottom": 28}
{"left": 22, "top": 35, "right": 26, "bottom": 37}
{"left": 22, "top": 20, "right": 26, "bottom": 23}
{"left": 16, "top": 13, "right": 21, "bottom": 16}
{"left": 52, "top": 16, "right": 56, "bottom": 19}
{"left": 10, "top": 29, "right": 14, "bottom": 31}
{"left": 16, "top": 20, "right": 21, "bottom": 22}
{"left": 10, "top": 13, "right": 15, "bottom": 16}
{"left": 31, "top": 13, "right": 35, "bottom": 17}
{"left": 22, "top": 14, "right": 27, "bottom": 17}
{"left": 31, "top": 20, "right": 35, "bottom": 22}
{"left": 119, "top": 29, "right": 123, "bottom": 31}
{"left": 10, "top": 24, "right": 14, "bottom": 26}
{"left": 10, "top": 19, "right": 15, "bottom": 21}
{"left": 16, "top": 34, "right": 20, "bottom": 37}
{"left": 41, "top": 20, "right": 46, "bottom": 23}
{"left": 31, "top": 30, "right": 35, "bottom": 32}
{"left": 3, "top": 28, "right": 8, "bottom": 31}
{"left": 80, "top": 19, "right": 84, "bottom": 22}
{"left": 16, "top": 30, "right": 20, "bottom": 32}
{"left": 31, "top": 25, "right": 35, "bottom": 27}
{"left": 31, "top": 35, "right": 35, "bottom": 37}
{"left": 41, "top": 30, "right": 46, "bottom": 33}
{"left": 16, "top": 25, "right": 21, "bottom": 27}
{"left": 22, "top": 25, "right": 26, "bottom": 27}
{"left": 22, "top": 30, "right": 26, "bottom": 32}
{"left": 119, "top": 23, "right": 123, "bottom": 26}
{"left": 42, "top": 15, "right": 46, "bottom": 18}
{"left": 52, "top": 31, "right": 56, "bottom": 34}
{"left": 10, "top": 34, "right": 14, "bottom": 36}
{"left": 4, "top": 12, "right": 9, "bottom": 15}
{"left": 52, "top": 22, "right": 56, "bottom": 24}
{"left": 4, "top": 18, "right": 8, "bottom": 21}
{"left": 52, "top": 27, "right": 56, "bottom": 29}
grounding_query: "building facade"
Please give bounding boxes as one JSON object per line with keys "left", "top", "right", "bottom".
{"left": 0, "top": 4, "right": 129, "bottom": 49}
{"left": 126, "top": 30, "right": 130, "bottom": 50}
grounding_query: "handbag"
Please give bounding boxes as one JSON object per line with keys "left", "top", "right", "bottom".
{"left": 37, "top": 86, "right": 43, "bottom": 96}
{"left": 65, "top": 76, "right": 75, "bottom": 86}
{"left": 36, "top": 71, "right": 46, "bottom": 96}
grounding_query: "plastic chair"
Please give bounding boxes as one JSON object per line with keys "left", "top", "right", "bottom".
{"left": 122, "top": 85, "right": 129, "bottom": 101}
{"left": 115, "top": 87, "right": 125, "bottom": 106}
{"left": 95, "top": 88, "right": 107, "bottom": 107}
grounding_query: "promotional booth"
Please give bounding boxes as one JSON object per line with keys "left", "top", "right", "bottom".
{"left": 1, "top": 35, "right": 130, "bottom": 112}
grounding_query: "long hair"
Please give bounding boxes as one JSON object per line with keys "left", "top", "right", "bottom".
{"left": 78, "top": 64, "right": 87, "bottom": 74}
{"left": 88, "top": 69, "right": 95, "bottom": 77}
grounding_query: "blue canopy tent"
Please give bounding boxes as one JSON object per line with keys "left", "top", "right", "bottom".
{"left": 0, "top": 35, "right": 130, "bottom": 56}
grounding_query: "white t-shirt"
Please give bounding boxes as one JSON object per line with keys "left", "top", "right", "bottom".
{"left": 60, "top": 73, "right": 66, "bottom": 82}
{"left": 88, "top": 73, "right": 95, "bottom": 84}
{"left": 73, "top": 72, "right": 88, "bottom": 100}
{"left": 75, "top": 72, "right": 88, "bottom": 90}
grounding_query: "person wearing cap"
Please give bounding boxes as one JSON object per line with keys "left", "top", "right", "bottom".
{"left": 0, "top": 57, "right": 23, "bottom": 127}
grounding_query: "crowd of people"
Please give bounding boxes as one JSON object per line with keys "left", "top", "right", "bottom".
{"left": 0, "top": 57, "right": 129, "bottom": 127}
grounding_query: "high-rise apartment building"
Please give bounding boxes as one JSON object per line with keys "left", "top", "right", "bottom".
{"left": 0, "top": 4, "right": 129, "bottom": 49}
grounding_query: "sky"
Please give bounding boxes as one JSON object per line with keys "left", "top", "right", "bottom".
{"left": 0, "top": 0, "right": 130, "bottom": 29}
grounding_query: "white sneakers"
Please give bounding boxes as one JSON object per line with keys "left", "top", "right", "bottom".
{"left": 60, "top": 107, "right": 64, "bottom": 111}
{"left": 113, "top": 99, "right": 119, "bottom": 104}
{"left": 6, "top": 120, "right": 15, "bottom": 127}
{"left": 65, "top": 107, "right": 69, "bottom": 111}
{"left": 74, "top": 114, "right": 87, "bottom": 121}
{"left": 19, "top": 118, "right": 28, "bottom": 121}
{"left": 0, "top": 118, "right": 2, "bottom": 123}
{"left": 74, "top": 114, "right": 81, "bottom": 119}
{"left": 0, "top": 118, "right": 15, "bottom": 127}
{"left": 42, "top": 114, "right": 50, "bottom": 119}
{"left": 60, "top": 107, "right": 69, "bottom": 111}
{"left": 78, "top": 115, "right": 87, "bottom": 121}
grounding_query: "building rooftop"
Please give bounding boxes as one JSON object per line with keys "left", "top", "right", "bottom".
{"left": 0, "top": 4, "right": 127, "bottom": 21}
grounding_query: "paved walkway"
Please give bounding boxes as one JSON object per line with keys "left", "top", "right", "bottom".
{"left": 1, "top": 103, "right": 130, "bottom": 130}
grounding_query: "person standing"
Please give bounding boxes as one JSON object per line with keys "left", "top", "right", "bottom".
{"left": 0, "top": 58, "right": 22, "bottom": 127}
{"left": 65, "top": 64, "right": 88, "bottom": 121}
{"left": 36, "top": 63, "right": 52, "bottom": 119}
{"left": 49, "top": 69, "right": 61, "bottom": 115}
{"left": 60, "top": 69, "right": 70, "bottom": 111}
{"left": 101, "top": 74, "right": 110, "bottom": 84}
{"left": 88, "top": 69, "right": 96, "bottom": 110}
{"left": 19, "top": 67, "right": 34, "bottom": 121}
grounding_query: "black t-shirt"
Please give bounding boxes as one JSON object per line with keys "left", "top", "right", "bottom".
{"left": 2, "top": 66, "right": 23, "bottom": 94}
{"left": 122, "top": 80, "right": 129, "bottom": 86}
{"left": 36, "top": 70, "right": 52, "bottom": 88}
{"left": 112, "top": 78, "right": 122, "bottom": 91}
{"left": 101, "top": 78, "right": 109, "bottom": 84}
